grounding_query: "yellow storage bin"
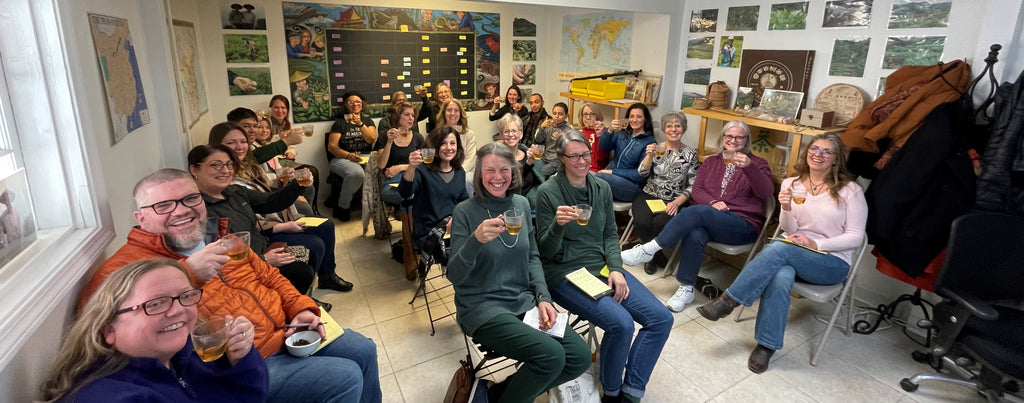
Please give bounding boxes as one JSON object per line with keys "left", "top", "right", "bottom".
{"left": 587, "top": 81, "right": 626, "bottom": 100}
{"left": 570, "top": 80, "right": 590, "bottom": 96}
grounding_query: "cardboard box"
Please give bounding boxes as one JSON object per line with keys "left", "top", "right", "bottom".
{"left": 800, "top": 108, "right": 834, "bottom": 128}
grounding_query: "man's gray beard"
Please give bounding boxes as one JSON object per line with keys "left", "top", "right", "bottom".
{"left": 165, "top": 219, "right": 206, "bottom": 252}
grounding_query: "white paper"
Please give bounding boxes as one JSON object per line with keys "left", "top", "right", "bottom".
{"left": 523, "top": 306, "right": 568, "bottom": 338}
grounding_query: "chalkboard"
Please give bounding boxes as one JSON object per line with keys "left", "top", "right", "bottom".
{"left": 325, "top": 29, "right": 476, "bottom": 107}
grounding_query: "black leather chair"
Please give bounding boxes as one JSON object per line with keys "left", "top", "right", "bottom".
{"left": 900, "top": 212, "right": 1024, "bottom": 401}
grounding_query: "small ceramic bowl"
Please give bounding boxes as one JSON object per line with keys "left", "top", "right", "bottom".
{"left": 285, "top": 330, "right": 321, "bottom": 357}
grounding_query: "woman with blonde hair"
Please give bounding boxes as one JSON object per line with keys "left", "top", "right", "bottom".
{"left": 41, "top": 259, "right": 264, "bottom": 402}
{"left": 696, "top": 133, "right": 867, "bottom": 374}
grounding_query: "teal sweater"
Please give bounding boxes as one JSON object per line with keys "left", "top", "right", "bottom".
{"left": 448, "top": 194, "right": 550, "bottom": 335}
{"left": 535, "top": 172, "right": 623, "bottom": 290}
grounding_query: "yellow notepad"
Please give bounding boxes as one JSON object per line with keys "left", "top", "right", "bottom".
{"left": 772, "top": 237, "right": 827, "bottom": 254}
{"left": 314, "top": 307, "right": 345, "bottom": 353}
{"left": 565, "top": 267, "right": 614, "bottom": 300}
{"left": 359, "top": 156, "right": 369, "bottom": 165}
{"left": 296, "top": 217, "right": 329, "bottom": 227}
{"left": 646, "top": 199, "right": 667, "bottom": 213}
{"left": 389, "top": 183, "right": 399, "bottom": 188}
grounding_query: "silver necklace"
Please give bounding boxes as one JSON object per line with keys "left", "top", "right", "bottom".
{"left": 486, "top": 209, "right": 519, "bottom": 248}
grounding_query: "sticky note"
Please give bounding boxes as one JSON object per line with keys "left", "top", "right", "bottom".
{"left": 334, "top": 72, "right": 344, "bottom": 77}
{"left": 460, "top": 80, "right": 468, "bottom": 85}
{"left": 459, "top": 58, "right": 467, "bottom": 63}
{"left": 422, "top": 58, "right": 430, "bottom": 63}
{"left": 423, "top": 70, "right": 431, "bottom": 75}
{"left": 422, "top": 46, "right": 430, "bottom": 51}
{"left": 397, "top": 75, "right": 405, "bottom": 80}
{"left": 383, "top": 95, "right": 391, "bottom": 101}
{"left": 459, "top": 35, "right": 466, "bottom": 40}
{"left": 421, "top": 35, "right": 430, "bottom": 40}
{"left": 333, "top": 46, "right": 341, "bottom": 52}
{"left": 337, "top": 97, "right": 344, "bottom": 102}
{"left": 440, "top": 47, "right": 448, "bottom": 52}
{"left": 443, "top": 80, "right": 450, "bottom": 86}
{"left": 459, "top": 47, "right": 467, "bottom": 52}
{"left": 400, "top": 25, "right": 408, "bottom": 32}
{"left": 403, "top": 62, "right": 411, "bottom": 67}
{"left": 381, "top": 59, "right": 389, "bottom": 65}
{"left": 460, "top": 69, "right": 468, "bottom": 74}
{"left": 380, "top": 72, "right": 388, "bottom": 77}
{"left": 403, "top": 71, "right": 411, "bottom": 75}
{"left": 333, "top": 60, "right": 342, "bottom": 65}
{"left": 403, "top": 57, "right": 411, "bottom": 62}
{"left": 336, "top": 84, "right": 344, "bottom": 90}
{"left": 381, "top": 83, "right": 390, "bottom": 89}
{"left": 332, "top": 33, "right": 340, "bottom": 39}
{"left": 424, "top": 82, "right": 431, "bottom": 87}
{"left": 403, "top": 83, "right": 411, "bottom": 88}
{"left": 460, "top": 91, "right": 468, "bottom": 96}
{"left": 457, "top": 51, "right": 464, "bottom": 56}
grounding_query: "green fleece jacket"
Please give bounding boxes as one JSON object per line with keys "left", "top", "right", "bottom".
{"left": 535, "top": 172, "right": 623, "bottom": 290}
{"left": 448, "top": 194, "right": 550, "bottom": 335}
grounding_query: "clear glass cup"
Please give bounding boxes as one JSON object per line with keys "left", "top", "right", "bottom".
{"left": 220, "top": 231, "right": 250, "bottom": 261}
{"left": 295, "top": 168, "right": 313, "bottom": 187}
{"left": 791, "top": 182, "right": 807, "bottom": 205}
{"left": 655, "top": 144, "right": 667, "bottom": 158}
{"left": 191, "top": 317, "right": 230, "bottom": 362}
{"left": 532, "top": 145, "right": 544, "bottom": 159}
{"left": 420, "top": 148, "right": 436, "bottom": 164}
{"left": 276, "top": 166, "right": 294, "bottom": 184}
{"left": 301, "top": 124, "right": 314, "bottom": 137}
{"left": 575, "top": 204, "right": 593, "bottom": 226}
{"left": 503, "top": 209, "right": 524, "bottom": 235}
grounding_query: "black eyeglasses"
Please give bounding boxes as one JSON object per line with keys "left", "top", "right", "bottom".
{"left": 139, "top": 193, "right": 203, "bottom": 215}
{"left": 562, "top": 152, "right": 593, "bottom": 162}
{"left": 116, "top": 289, "right": 203, "bottom": 316}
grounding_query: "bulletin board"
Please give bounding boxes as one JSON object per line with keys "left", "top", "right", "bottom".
{"left": 325, "top": 29, "right": 476, "bottom": 105}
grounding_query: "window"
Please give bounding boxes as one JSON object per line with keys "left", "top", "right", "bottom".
{"left": 0, "top": 0, "right": 114, "bottom": 370}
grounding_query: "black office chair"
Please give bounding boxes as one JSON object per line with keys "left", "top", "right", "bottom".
{"left": 900, "top": 212, "right": 1024, "bottom": 401}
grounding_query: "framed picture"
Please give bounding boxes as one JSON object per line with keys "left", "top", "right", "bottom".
{"left": 759, "top": 89, "right": 804, "bottom": 119}
{"left": 734, "top": 87, "right": 757, "bottom": 110}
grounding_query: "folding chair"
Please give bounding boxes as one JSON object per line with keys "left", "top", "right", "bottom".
{"left": 613, "top": 201, "right": 634, "bottom": 247}
{"left": 663, "top": 197, "right": 776, "bottom": 278}
{"left": 735, "top": 225, "right": 870, "bottom": 365}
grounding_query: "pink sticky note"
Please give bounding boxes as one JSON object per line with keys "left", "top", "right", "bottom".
{"left": 443, "top": 80, "right": 451, "bottom": 86}
{"left": 382, "top": 83, "right": 390, "bottom": 89}
{"left": 333, "top": 47, "right": 341, "bottom": 52}
{"left": 440, "top": 47, "right": 448, "bottom": 52}
{"left": 337, "top": 97, "right": 343, "bottom": 102}
{"left": 333, "top": 60, "right": 342, "bottom": 65}
{"left": 336, "top": 85, "right": 344, "bottom": 90}
{"left": 332, "top": 34, "right": 340, "bottom": 39}
{"left": 334, "top": 72, "right": 345, "bottom": 78}
{"left": 380, "top": 72, "right": 388, "bottom": 77}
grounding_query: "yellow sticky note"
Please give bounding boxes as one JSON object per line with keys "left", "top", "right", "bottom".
{"left": 460, "top": 69, "right": 468, "bottom": 74}
{"left": 646, "top": 199, "right": 667, "bottom": 213}
{"left": 422, "top": 46, "right": 430, "bottom": 51}
{"left": 459, "top": 58, "right": 467, "bottom": 63}
{"left": 297, "top": 217, "right": 329, "bottom": 227}
{"left": 400, "top": 25, "right": 409, "bottom": 32}
{"left": 460, "top": 80, "right": 468, "bottom": 85}
{"left": 422, "top": 58, "right": 430, "bottom": 63}
{"left": 397, "top": 75, "right": 405, "bottom": 80}
{"left": 459, "top": 47, "right": 467, "bottom": 52}
{"left": 424, "top": 82, "right": 431, "bottom": 87}
{"left": 459, "top": 35, "right": 466, "bottom": 40}
{"left": 421, "top": 35, "right": 429, "bottom": 40}
{"left": 460, "top": 91, "right": 468, "bottom": 96}
{"left": 599, "top": 265, "right": 610, "bottom": 278}
{"left": 423, "top": 69, "right": 431, "bottom": 75}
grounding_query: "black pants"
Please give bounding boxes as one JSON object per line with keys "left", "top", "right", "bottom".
{"left": 631, "top": 192, "right": 673, "bottom": 266}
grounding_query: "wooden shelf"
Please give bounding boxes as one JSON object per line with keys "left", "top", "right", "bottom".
{"left": 683, "top": 107, "right": 846, "bottom": 176}
{"left": 559, "top": 92, "right": 656, "bottom": 126}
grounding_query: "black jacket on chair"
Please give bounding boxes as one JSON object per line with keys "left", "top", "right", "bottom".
{"left": 976, "top": 70, "right": 1024, "bottom": 215}
{"left": 865, "top": 99, "right": 977, "bottom": 278}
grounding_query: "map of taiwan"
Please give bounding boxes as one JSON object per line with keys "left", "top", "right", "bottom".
{"left": 559, "top": 12, "right": 633, "bottom": 80}
{"left": 88, "top": 14, "right": 151, "bottom": 142}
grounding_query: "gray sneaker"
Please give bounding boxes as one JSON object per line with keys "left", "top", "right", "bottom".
{"left": 621, "top": 244, "right": 655, "bottom": 266}
{"left": 667, "top": 285, "right": 695, "bottom": 312}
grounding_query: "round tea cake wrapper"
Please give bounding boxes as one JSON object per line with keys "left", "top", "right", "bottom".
{"left": 814, "top": 83, "right": 865, "bottom": 126}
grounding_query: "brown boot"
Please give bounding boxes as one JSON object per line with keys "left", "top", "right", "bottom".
{"left": 748, "top": 344, "right": 775, "bottom": 373}
{"left": 696, "top": 293, "right": 740, "bottom": 321}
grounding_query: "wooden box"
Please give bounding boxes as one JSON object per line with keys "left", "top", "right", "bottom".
{"left": 800, "top": 109, "right": 834, "bottom": 128}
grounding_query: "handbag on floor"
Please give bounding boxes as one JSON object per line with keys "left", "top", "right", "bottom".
{"left": 443, "top": 356, "right": 475, "bottom": 403}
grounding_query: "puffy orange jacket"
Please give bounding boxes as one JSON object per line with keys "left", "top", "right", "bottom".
{"left": 78, "top": 227, "right": 318, "bottom": 358}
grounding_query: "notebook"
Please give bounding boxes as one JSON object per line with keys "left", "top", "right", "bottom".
{"left": 772, "top": 236, "right": 827, "bottom": 254}
{"left": 565, "top": 267, "right": 614, "bottom": 300}
{"left": 314, "top": 307, "right": 345, "bottom": 353}
{"left": 646, "top": 199, "right": 667, "bottom": 213}
{"left": 522, "top": 306, "right": 569, "bottom": 338}
{"left": 296, "top": 217, "right": 329, "bottom": 227}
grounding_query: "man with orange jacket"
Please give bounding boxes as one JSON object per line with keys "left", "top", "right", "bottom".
{"left": 78, "top": 168, "right": 381, "bottom": 403}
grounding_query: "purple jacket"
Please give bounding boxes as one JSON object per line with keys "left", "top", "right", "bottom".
{"left": 61, "top": 339, "right": 267, "bottom": 402}
{"left": 691, "top": 154, "right": 775, "bottom": 231}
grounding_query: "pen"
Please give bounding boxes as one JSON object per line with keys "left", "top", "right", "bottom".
{"left": 283, "top": 322, "right": 325, "bottom": 328}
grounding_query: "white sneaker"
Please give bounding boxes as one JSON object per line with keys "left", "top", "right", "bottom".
{"left": 621, "top": 244, "right": 655, "bottom": 266}
{"left": 667, "top": 285, "right": 695, "bottom": 312}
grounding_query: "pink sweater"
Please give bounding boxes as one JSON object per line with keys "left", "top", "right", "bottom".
{"left": 779, "top": 178, "right": 868, "bottom": 264}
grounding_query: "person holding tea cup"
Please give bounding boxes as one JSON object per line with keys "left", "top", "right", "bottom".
{"left": 594, "top": 103, "right": 657, "bottom": 202}
{"left": 488, "top": 84, "right": 529, "bottom": 123}
{"left": 535, "top": 102, "right": 580, "bottom": 179}
{"left": 43, "top": 259, "right": 267, "bottom": 402}
{"left": 399, "top": 126, "right": 470, "bottom": 249}
{"left": 695, "top": 133, "right": 866, "bottom": 374}
{"left": 622, "top": 120, "right": 774, "bottom": 312}
{"left": 376, "top": 101, "right": 425, "bottom": 206}
{"left": 448, "top": 143, "right": 590, "bottom": 402}
{"left": 327, "top": 90, "right": 378, "bottom": 222}
{"left": 495, "top": 113, "right": 542, "bottom": 204}
{"left": 536, "top": 131, "right": 673, "bottom": 402}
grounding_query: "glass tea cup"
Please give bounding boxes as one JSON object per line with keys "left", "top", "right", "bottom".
{"left": 220, "top": 231, "right": 251, "bottom": 261}
{"left": 655, "top": 144, "right": 667, "bottom": 158}
{"left": 532, "top": 145, "right": 545, "bottom": 159}
{"left": 575, "top": 204, "right": 593, "bottom": 226}
{"left": 295, "top": 168, "right": 314, "bottom": 187}
{"left": 301, "top": 124, "right": 314, "bottom": 137}
{"left": 420, "top": 148, "right": 436, "bottom": 164}
{"left": 791, "top": 182, "right": 808, "bottom": 205}
{"left": 276, "top": 166, "right": 294, "bottom": 184}
{"left": 503, "top": 209, "right": 525, "bottom": 235}
{"left": 192, "top": 317, "right": 230, "bottom": 362}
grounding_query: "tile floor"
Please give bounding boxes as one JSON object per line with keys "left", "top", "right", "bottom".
{"left": 315, "top": 214, "right": 987, "bottom": 402}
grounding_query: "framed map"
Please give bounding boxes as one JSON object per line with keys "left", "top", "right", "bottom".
{"left": 558, "top": 12, "right": 632, "bottom": 80}
{"left": 87, "top": 13, "right": 151, "bottom": 144}
{"left": 172, "top": 20, "right": 208, "bottom": 128}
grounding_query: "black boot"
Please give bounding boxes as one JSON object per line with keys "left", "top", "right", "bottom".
{"left": 332, "top": 207, "right": 351, "bottom": 222}
{"left": 748, "top": 344, "right": 775, "bottom": 373}
{"left": 696, "top": 292, "right": 740, "bottom": 321}
{"left": 318, "top": 274, "right": 354, "bottom": 292}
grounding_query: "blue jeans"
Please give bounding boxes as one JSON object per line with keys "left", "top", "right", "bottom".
{"left": 654, "top": 205, "right": 758, "bottom": 286}
{"left": 551, "top": 270, "right": 673, "bottom": 398}
{"left": 265, "top": 328, "right": 381, "bottom": 403}
{"left": 329, "top": 158, "right": 365, "bottom": 209}
{"left": 593, "top": 172, "right": 641, "bottom": 202}
{"left": 380, "top": 174, "right": 403, "bottom": 206}
{"left": 271, "top": 219, "right": 337, "bottom": 278}
{"left": 725, "top": 241, "right": 850, "bottom": 350}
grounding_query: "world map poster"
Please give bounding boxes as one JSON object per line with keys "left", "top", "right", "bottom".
{"left": 87, "top": 14, "right": 151, "bottom": 144}
{"left": 559, "top": 12, "right": 633, "bottom": 80}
